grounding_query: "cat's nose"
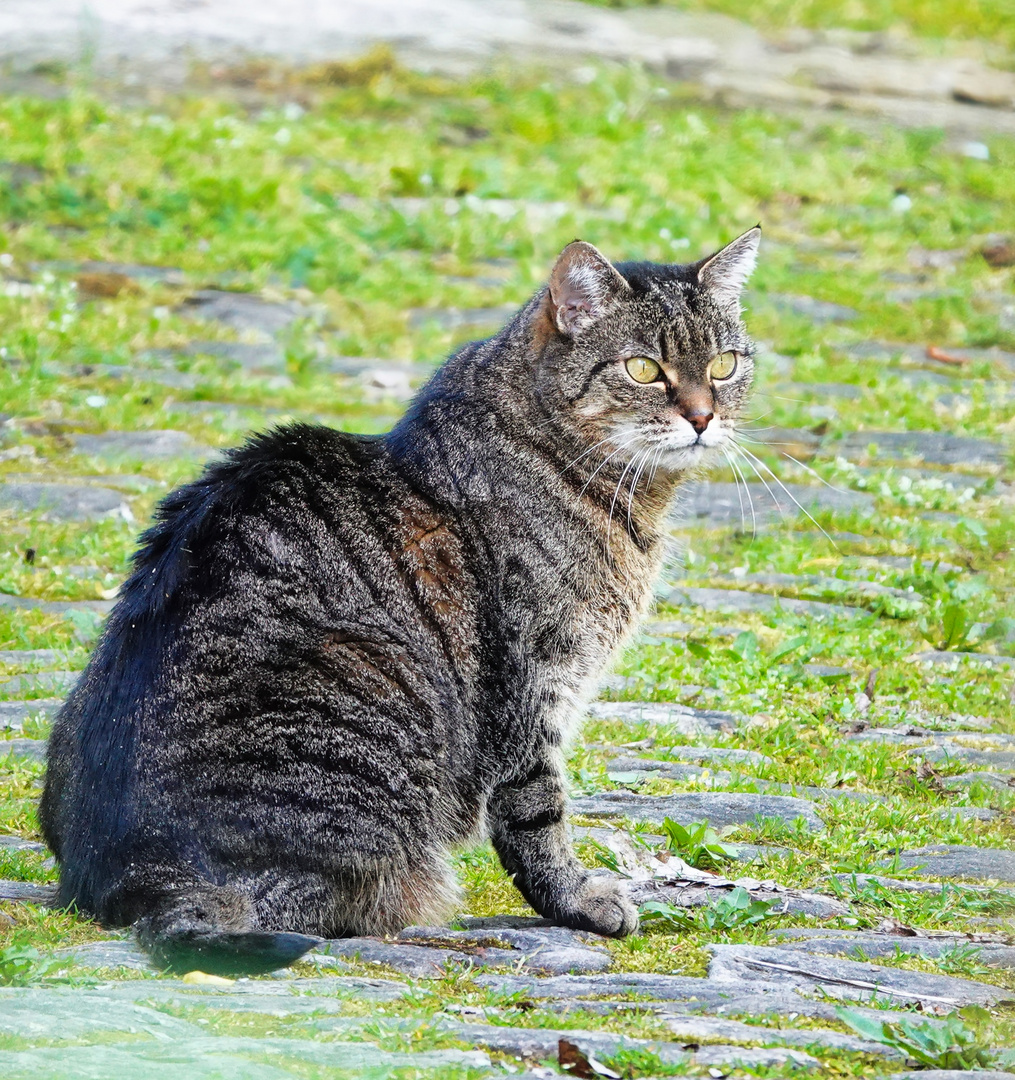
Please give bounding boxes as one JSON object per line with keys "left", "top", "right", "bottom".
{"left": 686, "top": 410, "right": 713, "bottom": 435}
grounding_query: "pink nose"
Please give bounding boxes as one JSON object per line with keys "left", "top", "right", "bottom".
{"left": 687, "top": 411, "right": 713, "bottom": 435}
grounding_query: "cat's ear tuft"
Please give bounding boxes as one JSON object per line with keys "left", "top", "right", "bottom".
{"left": 697, "top": 225, "right": 761, "bottom": 310}
{"left": 547, "top": 240, "right": 631, "bottom": 337}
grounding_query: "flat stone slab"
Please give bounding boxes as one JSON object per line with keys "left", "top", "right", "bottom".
{"left": 945, "top": 771, "right": 1015, "bottom": 789}
{"left": 71, "top": 430, "right": 209, "bottom": 462}
{"left": 664, "top": 745, "right": 774, "bottom": 767}
{"left": 906, "top": 650, "right": 1014, "bottom": 669}
{"left": 0, "top": 699, "right": 63, "bottom": 731}
{"left": 0, "top": 991, "right": 203, "bottom": 1038}
{"left": 418, "top": 1018, "right": 822, "bottom": 1070}
{"left": 407, "top": 304, "right": 515, "bottom": 331}
{"left": 318, "top": 923, "right": 611, "bottom": 976}
{"left": 0, "top": 671, "right": 79, "bottom": 695}
{"left": 884, "top": 845, "right": 1015, "bottom": 883}
{"left": 3, "top": 473, "right": 158, "bottom": 494}
{"left": 708, "top": 944, "right": 1010, "bottom": 1007}
{"left": 182, "top": 340, "right": 287, "bottom": 372}
{"left": 755, "top": 292, "right": 859, "bottom": 323}
{"left": 640, "top": 620, "right": 748, "bottom": 638}
{"left": 0, "top": 738, "right": 46, "bottom": 762}
{"left": 103, "top": 975, "right": 410, "bottom": 1003}
{"left": 770, "top": 381, "right": 863, "bottom": 401}
{"left": 674, "top": 481, "right": 873, "bottom": 530}
{"left": 571, "top": 791, "right": 824, "bottom": 831}
{"left": 0, "top": 649, "right": 70, "bottom": 667}
{"left": 604, "top": 759, "right": 879, "bottom": 807}
{"left": 609, "top": 751, "right": 771, "bottom": 778}
{"left": 842, "top": 341, "right": 1015, "bottom": 374}
{"left": 767, "top": 929, "right": 1015, "bottom": 969}
{"left": 630, "top": 879, "right": 846, "bottom": 919}
{"left": 472, "top": 974, "right": 979, "bottom": 1036}
{"left": 916, "top": 744, "right": 1015, "bottom": 770}
{"left": 665, "top": 586, "right": 858, "bottom": 619}
{"left": 849, "top": 728, "right": 1015, "bottom": 748}
{"left": 573, "top": 825, "right": 791, "bottom": 865}
{"left": 0, "top": 1037, "right": 489, "bottom": 1080}
{"left": 723, "top": 571, "right": 920, "bottom": 610}
{"left": 40, "top": 361, "right": 199, "bottom": 391}
{"left": 586, "top": 700, "right": 744, "bottom": 736}
{"left": 824, "top": 430, "right": 1007, "bottom": 470}
{"left": 0, "top": 482, "right": 127, "bottom": 522}
{"left": 34, "top": 259, "right": 188, "bottom": 286}
{"left": 54, "top": 939, "right": 153, "bottom": 971}
{"left": 178, "top": 290, "right": 311, "bottom": 338}
{"left": 475, "top": 971, "right": 743, "bottom": 1002}
{"left": 0, "top": 835, "right": 47, "bottom": 854}
{"left": 833, "top": 872, "right": 1014, "bottom": 898}
{"left": 893, "top": 1072, "right": 1015, "bottom": 1080}
{"left": 0, "top": 880, "right": 58, "bottom": 904}
{"left": 659, "top": 1014, "right": 900, "bottom": 1058}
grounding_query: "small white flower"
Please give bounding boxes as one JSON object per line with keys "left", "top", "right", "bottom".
{"left": 85, "top": 395, "right": 107, "bottom": 408}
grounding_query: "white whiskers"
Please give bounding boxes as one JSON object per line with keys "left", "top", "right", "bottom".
{"left": 730, "top": 440, "right": 838, "bottom": 548}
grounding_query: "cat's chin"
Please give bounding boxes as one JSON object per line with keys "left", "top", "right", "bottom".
{"left": 655, "top": 441, "right": 725, "bottom": 475}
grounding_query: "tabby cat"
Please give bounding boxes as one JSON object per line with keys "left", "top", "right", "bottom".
{"left": 40, "top": 227, "right": 760, "bottom": 974}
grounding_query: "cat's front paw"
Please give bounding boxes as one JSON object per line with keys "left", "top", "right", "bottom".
{"left": 556, "top": 875, "right": 639, "bottom": 938}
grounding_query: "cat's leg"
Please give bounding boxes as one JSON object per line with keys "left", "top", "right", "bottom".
{"left": 489, "top": 758, "right": 638, "bottom": 937}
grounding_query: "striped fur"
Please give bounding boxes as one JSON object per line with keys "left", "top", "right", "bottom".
{"left": 40, "top": 231, "right": 759, "bottom": 953}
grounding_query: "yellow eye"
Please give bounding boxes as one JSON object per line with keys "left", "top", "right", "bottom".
{"left": 625, "top": 357, "right": 662, "bottom": 384}
{"left": 710, "top": 352, "right": 738, "bottom": 380}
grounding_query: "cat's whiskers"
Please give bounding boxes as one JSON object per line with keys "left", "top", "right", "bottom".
{"left": 578, "top": 434, "right": 642, "bottom": 499}
{"left": 728, "top": 449, "right": 758, "bottom": 539}
{"left": 779, "top": 451, "right": 856, "bottom": 496}
{"left": 731, "top": 441, "right": 838, "bottom": 548}
{"left": 562, "top": 432, "right": 626, "bottom": 475}
{"left": 607, "top": 452, "right": 639, "bottom": 541}
{"left": 719, "top": 446, "right": 748, "bottom": 536}
{"left": 626, "top": 445, "right": 655, "bottom": 537}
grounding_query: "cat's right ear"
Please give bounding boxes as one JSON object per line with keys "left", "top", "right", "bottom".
{"left": 547, "top": 241, "right": 632, "bottom": 337}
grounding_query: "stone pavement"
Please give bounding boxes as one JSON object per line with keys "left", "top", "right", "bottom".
{"left": 5, "top": 0, "right": 1015, "bottom": 134}
{"left": 1, "top": 40, "right": 1014, "bottom": 1073}
{"left": 1, "top": 255, "right": 1013, "bottom": 1068}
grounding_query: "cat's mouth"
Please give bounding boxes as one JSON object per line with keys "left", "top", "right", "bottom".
{"left": 608, "top": 419, "right": 732, "bottom": 475}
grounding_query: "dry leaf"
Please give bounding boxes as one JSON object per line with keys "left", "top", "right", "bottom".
{"left": 877, "top": 917, "right": 922, "bottom": 936}
{"left": 75, "top": 271, "right": 141, "bottom": 299}
{"left": 926, "top": 345, "right": 970, "bottom": 366}
{"left": 981, "top": 237, "right": 1015, "bottom": 268}
{"left": 558, "top": 1038, "right": 620, "bottom": 1079}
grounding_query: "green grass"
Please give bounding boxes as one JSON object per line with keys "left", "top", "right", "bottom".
{"left": 0, "top": 52, "right": 1014, "bottom": 1076}
{"left": 579, "top": 0, "right": 1015, "bottom": 52}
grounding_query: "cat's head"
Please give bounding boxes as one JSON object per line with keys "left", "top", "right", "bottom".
{"left": 536, "top": 227, "right": 759, "bottom": 474}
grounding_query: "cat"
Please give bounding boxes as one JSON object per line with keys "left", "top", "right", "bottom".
{"left": 40, "top": 227, "right": 760, "bottom": 974}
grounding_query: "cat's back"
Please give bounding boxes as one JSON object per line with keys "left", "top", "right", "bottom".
{"left": 113, "top": 422, "right": 401, "bottom": 626}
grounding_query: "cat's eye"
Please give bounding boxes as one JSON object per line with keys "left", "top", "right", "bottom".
{"left": 625, "top": 357, "right": 663, "bottom": 384}
{"left": 710, "top": 352, "right": 738, "bottom": 381}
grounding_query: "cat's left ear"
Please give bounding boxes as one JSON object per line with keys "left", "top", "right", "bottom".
{"left": 697, "top": 225, "right": 761, "bottom": 310}
{"left": 547, "top": 240, "right": 632, "bottom": 337}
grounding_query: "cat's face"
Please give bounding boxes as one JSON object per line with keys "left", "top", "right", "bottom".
{"left": 538, "top": 228, "right": 759, "bottom": 475}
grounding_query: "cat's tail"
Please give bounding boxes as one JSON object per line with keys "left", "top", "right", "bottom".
{"left": 133, "top": 883, "right": 322, "bottom": 977}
